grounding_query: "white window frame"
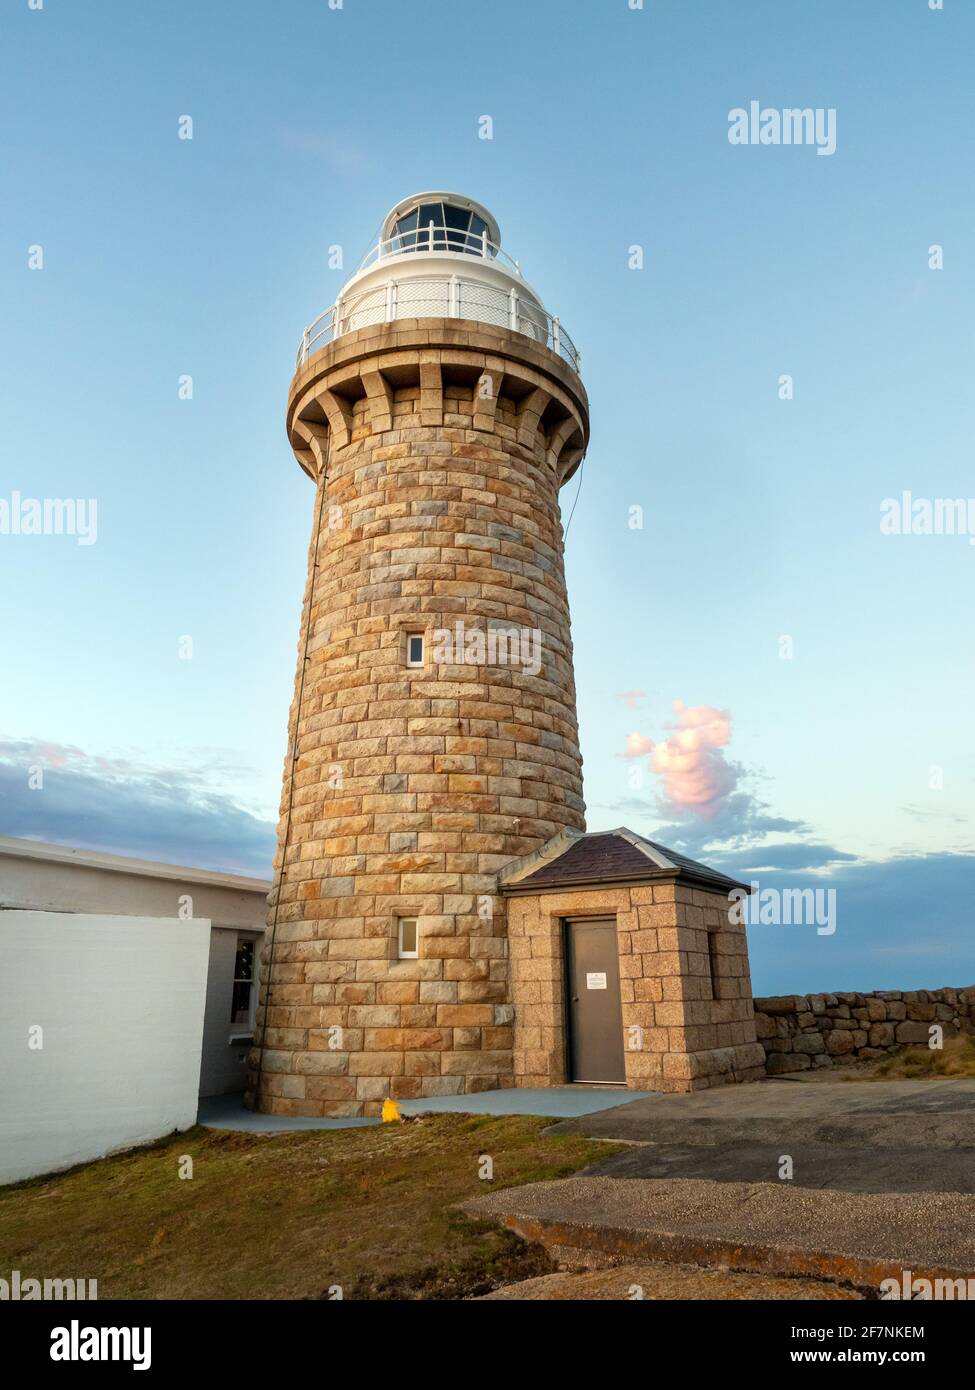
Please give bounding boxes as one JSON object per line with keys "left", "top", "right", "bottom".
{"left": 397, "top": 917, "right": 419, "bottom": 960}
{"left": 229, "top": 933, "right": 259, "bottom": 1041}
{"left": 406, "top": 632, "right": 425, "bottom": 669}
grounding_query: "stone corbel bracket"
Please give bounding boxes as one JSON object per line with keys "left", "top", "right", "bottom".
{"left": 286, "top": 319, "right": 590, "bottom": 488}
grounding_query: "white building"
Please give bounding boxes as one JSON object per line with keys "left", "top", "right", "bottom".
{"left": 0, "top": 836, "right": 269, "bottom": 1185}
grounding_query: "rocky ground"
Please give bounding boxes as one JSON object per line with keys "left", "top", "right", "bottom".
{"left": 478, "top": 1261, "right": 863, "bottom": 1300}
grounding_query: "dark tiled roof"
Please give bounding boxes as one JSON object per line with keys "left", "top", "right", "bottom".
{"left": 641, "top": 840, "right": 742, "bottom": 891}
{"left": 515, "top": 833, "right": 648, "bottom": 886}
{"left": 504, "top": 828, "right": 746, "bottom": 894}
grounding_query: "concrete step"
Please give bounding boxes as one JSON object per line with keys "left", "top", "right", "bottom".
{"left": 464, "top": 1175, "right": 975, "bottom": 1294}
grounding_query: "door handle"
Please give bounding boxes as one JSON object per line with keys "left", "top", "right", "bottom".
{"left": 571, "top": 996, "right": 579, "bottom": 1002}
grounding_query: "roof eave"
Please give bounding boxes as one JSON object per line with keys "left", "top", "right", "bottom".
{"left": 500, "top": 868, "right": 750, "bottom": 897}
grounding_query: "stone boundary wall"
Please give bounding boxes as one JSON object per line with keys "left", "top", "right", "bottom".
{"left": 753, "top": 986, "right": 975, "bottom": 1073}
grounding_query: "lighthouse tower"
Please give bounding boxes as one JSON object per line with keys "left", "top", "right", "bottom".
{"left": 250, "top": 193, "right": 590, "bottom": 1116}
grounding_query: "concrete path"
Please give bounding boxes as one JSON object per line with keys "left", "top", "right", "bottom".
{"left": 398, "top": 1086, "right": 654, "bottom": 1119}
{"left": 465, "top": 1176, "right": 975, "bottom": 1287}
{"left": 197, "top": 1086, "right": 652, "bottom": 1132}
{"left": 197, "top": 1095, "right": 378, "bottom": 1132}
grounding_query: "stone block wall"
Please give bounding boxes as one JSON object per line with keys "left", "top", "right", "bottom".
{"left": 753, "top": 987, "right": 975, "bottom": 1072}
{"left": 248, "top": 322, "right": 590, "bottom": 1117}
{"left": 507, "top": 880, "right": 766, "bottom": 1093}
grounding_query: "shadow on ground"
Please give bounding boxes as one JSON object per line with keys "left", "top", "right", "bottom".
{"left": 549, "top": 1075, "right": 975, "bottom": 1191}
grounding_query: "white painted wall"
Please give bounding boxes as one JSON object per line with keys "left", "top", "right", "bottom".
{"left": 0, "top": 911, "right": 210, "bottom": 1186}
{"left": 0, "top": 837, "right": 269, "bottom": 1105}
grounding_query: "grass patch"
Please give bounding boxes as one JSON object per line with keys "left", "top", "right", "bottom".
{"left": 852, "top": 1034, "right": 975, "bottom": 1081}
{"left": 0, "top": 1113, "right": 620, "bottom": 1300}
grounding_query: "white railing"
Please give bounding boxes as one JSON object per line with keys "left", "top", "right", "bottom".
{"left": 354, "top": 223, "right": 525, "bottom": 278}
{"left": 297, "top": 271, "right": 580, "bottom": 373}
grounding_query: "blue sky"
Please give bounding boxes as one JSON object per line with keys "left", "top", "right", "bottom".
{"left": 1, "top": 0, "right": 972, "bottom": 993}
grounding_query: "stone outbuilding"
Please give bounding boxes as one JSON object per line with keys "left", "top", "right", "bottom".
{"left": 500, "top": 827, "right": 766, "bottom": 1093}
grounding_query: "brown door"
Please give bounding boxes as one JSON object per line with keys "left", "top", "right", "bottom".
{"left": 565, "top": 918, "right": 625, "bottom": 1084}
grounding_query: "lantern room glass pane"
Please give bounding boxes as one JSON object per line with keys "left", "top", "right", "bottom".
{"left": 417, "top": 203, "right": 447, "bottom": 248}
{"left": 469, "top": 214, "right": 491, "bottom": 254}
{"left": 443, "top": 205, "right": 470, "bottom": 229}
{"left": 393, "top": 208, "right": 419, "bottom": 252}
{"left": 443, "top": 203, "right": 472, "bottom": 251}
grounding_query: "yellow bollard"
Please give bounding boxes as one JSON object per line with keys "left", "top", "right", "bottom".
{"left": 381, "top": 1098, "right": 402, "bottom": 1123}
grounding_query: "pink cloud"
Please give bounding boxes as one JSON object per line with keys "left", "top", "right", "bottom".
{"left": 621, "top": 731, "right": 655, "bottom": 759}
{"left": 615, "top": 690, "right": 647, "bottom": 710}
{"left": 650, "top": 699, "right": 737, "bottom": 820}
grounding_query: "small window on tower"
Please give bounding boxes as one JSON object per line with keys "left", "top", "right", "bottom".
{"left": 398, "top": 918, "right": 419, "bottom": 959}
{"left": 406, "top": 633, "right": 425, "bottom": 668}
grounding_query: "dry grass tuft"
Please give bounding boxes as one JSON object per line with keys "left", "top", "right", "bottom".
{"left": 857, "top": 1034, "right": 975, "bottom": 1081}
